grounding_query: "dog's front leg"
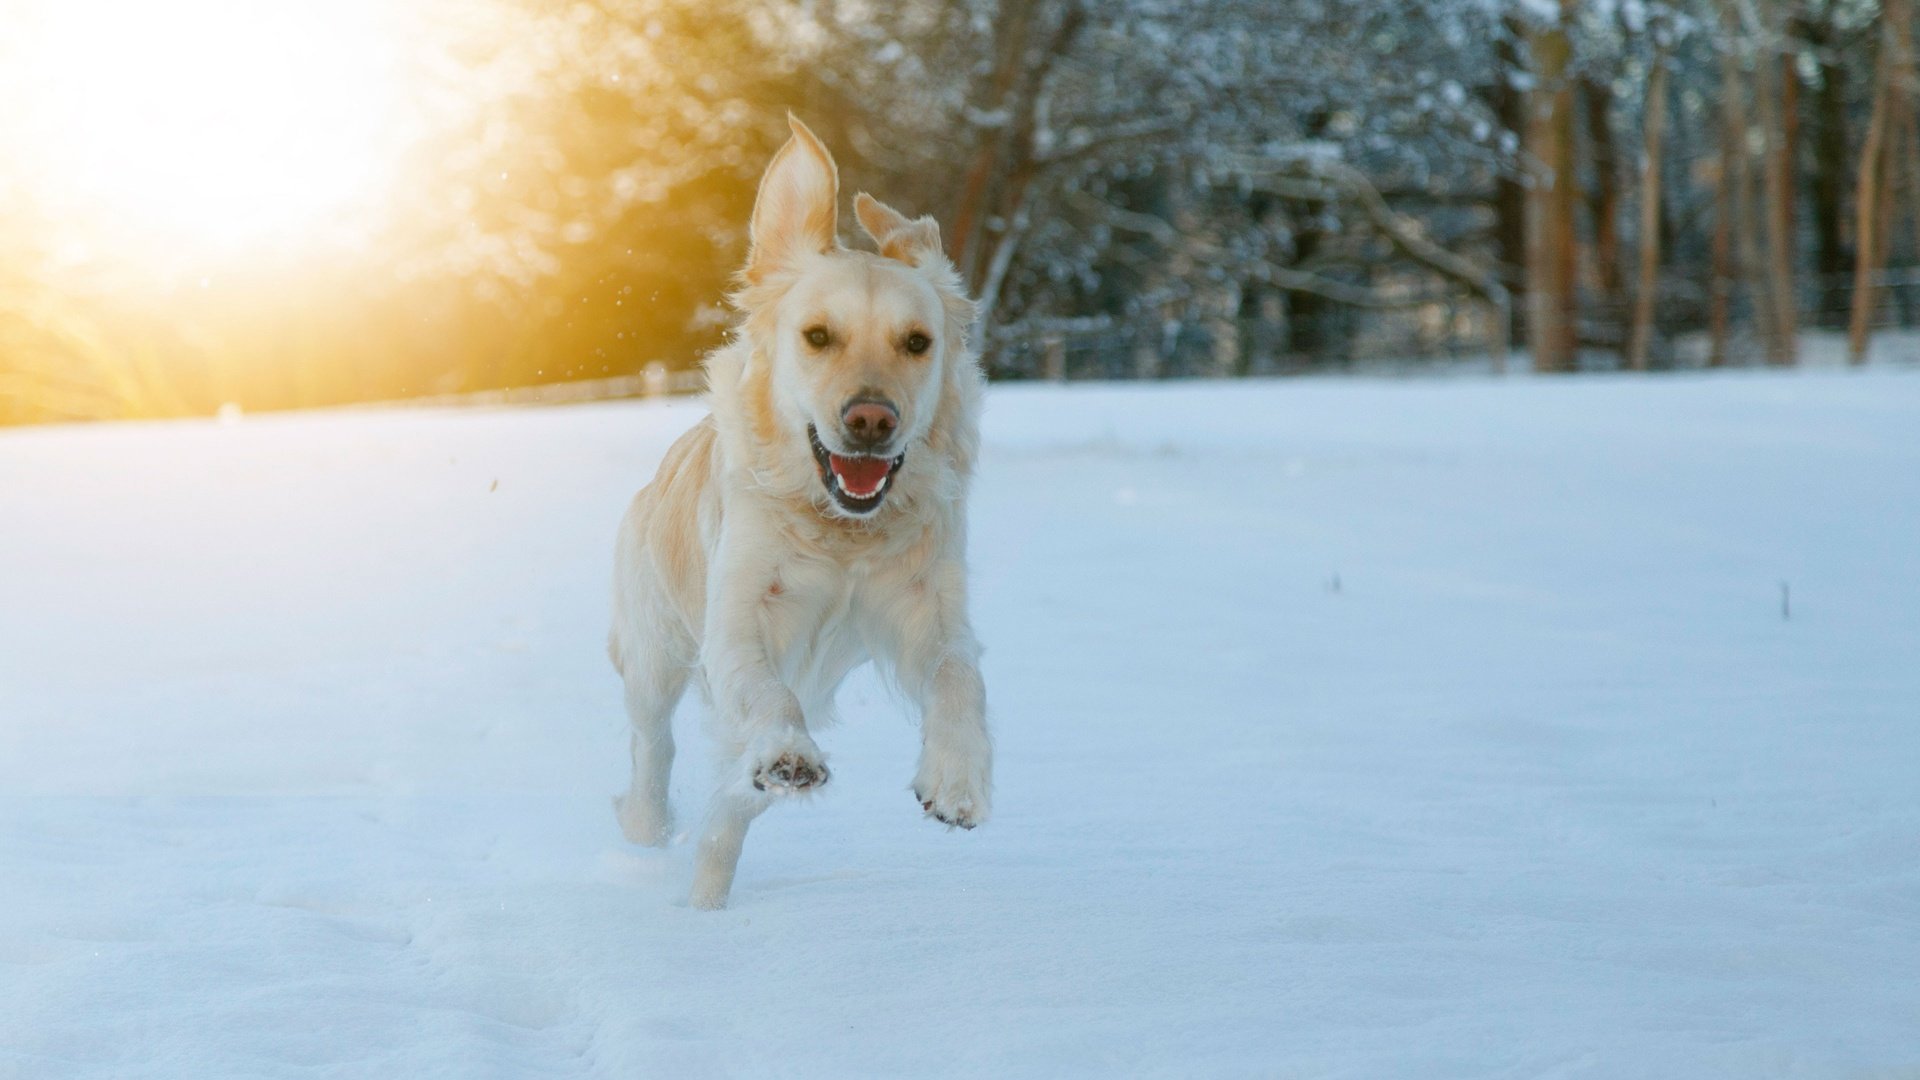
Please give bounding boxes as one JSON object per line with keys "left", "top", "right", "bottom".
{"left": 913, "top": 652, "right": 991, "bottom": 829}
{"left": 893, "top": 562, "right": 992, "bottom": 830}
{"left": 690, "top": 539, "right": 824, "bottom": 909}
{"left": 702, "top": 567, "right": 828, "bottom": 795}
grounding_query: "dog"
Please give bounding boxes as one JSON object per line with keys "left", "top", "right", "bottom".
{"left": 607, "top": 116, "right": 991, "bottom": 909}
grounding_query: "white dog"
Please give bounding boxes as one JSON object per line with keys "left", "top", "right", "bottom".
{"left": 607, "top": 117, "right": 991, "bottom": 909}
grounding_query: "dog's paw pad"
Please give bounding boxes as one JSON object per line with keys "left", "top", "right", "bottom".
{"left": 753, "top": 753, "right": 829, "bottom": 793}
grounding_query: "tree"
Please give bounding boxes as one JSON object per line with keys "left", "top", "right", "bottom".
{"left": 1628, "top": 12, "right": 1674, "bottom": 371}
{"left": 1526, "top": 0, "right": 1580, "bottom": 373}
{"left": 1851, "top": 0, "right": 1916, "bottom": 364}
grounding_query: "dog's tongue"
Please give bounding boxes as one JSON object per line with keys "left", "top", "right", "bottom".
{"left": 830, "top": 454, "right": 891, "bottom": 497}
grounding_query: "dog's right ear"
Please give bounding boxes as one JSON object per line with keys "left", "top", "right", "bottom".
{"left": 745, "top": 114, "right": 840, "bottom": 282}
{"left": 854, "top": 192, "right": 944, "bottom": 268}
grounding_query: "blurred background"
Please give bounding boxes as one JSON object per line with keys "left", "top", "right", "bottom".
{"left": 1, "top": 0, "right": 1914, "bottom": 426}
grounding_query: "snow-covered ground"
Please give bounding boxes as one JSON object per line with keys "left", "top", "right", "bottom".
{"left": 3, "top": 371, "right": 1918, "bottom": 1078}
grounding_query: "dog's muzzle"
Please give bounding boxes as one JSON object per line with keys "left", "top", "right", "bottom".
{"left": 808, "top": 424, "right": 904, "bottom": 515}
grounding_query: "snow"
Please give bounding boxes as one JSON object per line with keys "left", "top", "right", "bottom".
{"left": 3, "top": 370, "right": 1919, "bottom": 1077}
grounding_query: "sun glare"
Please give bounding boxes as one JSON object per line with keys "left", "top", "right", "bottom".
{"left": 3, "top": 0, "right": 401, "bottom": 254}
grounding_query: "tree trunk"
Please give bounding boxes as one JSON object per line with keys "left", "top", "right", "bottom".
{"left": 1582, "top": 75, "right": 1624, "bottom": 335}
{"left": 949, "top": 0, "right": 1087, "bottom": 307}
{"left": 1781, "top": 30, "right": 1801, "bottom": 249}
{"left": 1850, "top": 3, "right": 1907, "bottom": 364}
{"left": 1802, "top": 7, "right": 1851, "bottom": 325}
{"left": 1755, "top": 0, "right": 1800, "bottom": 365}
{"left": 1905, "top": 109, "right": 1920, "bottom": 267}
{"left": 948, "top": 0, "right": 1040, "bottom": 285}
{"left": 1709, "top": 96, "right": 1734, "bottom": 367}
{"left": 973, "top": 159, "right": 1037, "bottom": 328}
{"left": 1718, "top": 0, "right": 1767, "bottom": 364}
{"left": 1628, "top": 39, "right": 1671, "bottom": 371}
{"left": 1490, "top": 15, "right": 1530, "bottom": 347}
{"left": 1525, "top": 0, "right": 1579, "bottom": 373}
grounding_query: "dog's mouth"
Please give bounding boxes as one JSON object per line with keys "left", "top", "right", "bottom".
{"left": 808, "top": 424, "right": 904, "bottom": 515}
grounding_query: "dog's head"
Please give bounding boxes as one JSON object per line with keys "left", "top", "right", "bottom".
{"left": 730, "top": 116, "right": 975, "bottom": 519}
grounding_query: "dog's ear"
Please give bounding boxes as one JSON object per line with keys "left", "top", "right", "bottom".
{"left": 746, "top": 114, "right": 839, "bottom": 280}
{"left": 854, "top": 192, "right": 944, "bottom": 268}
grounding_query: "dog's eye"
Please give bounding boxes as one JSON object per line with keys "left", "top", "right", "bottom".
{"left": 803, "top": 326, "right": 831, "bottom": 349}
{"left": 904, "top": 331, "right": 931, "bottom": 355}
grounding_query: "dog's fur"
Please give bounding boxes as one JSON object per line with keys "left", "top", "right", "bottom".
{"left": 607, "top": 117, "right": 991, "bottom": 909}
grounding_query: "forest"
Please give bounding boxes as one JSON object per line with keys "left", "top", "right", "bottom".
{"left": 0, "top": 0, "right": 1913, "bottom": 423}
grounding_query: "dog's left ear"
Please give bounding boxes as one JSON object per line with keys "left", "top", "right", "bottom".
{"left": 746, "top": 115, "right": 840, "bottom": 281}
{"left": 855, "top": 192, "right": 944, "bottom": 268}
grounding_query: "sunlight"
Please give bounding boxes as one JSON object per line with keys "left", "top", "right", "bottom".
{"left": 3, "top": 0, "right": 401, "bottom": 253}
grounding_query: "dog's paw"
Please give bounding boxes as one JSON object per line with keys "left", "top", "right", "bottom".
{"left": 912, "top": 747, "right": 990, "bottom": 830}
{"left": 753, "top": 752, "right": 829, "bottom": 792}
{"left": 748, "top": 733, "right": 829, "bottom": 794}
{"left": 612, "top": 793, "right": 674, "bottom": 847}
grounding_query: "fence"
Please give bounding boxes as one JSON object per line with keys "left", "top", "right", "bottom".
{"left": 12, "top": 271, "right": 1920, "bottom": 427}
{"left": 984, "top": 268, "right": 1920, "bottom": 381}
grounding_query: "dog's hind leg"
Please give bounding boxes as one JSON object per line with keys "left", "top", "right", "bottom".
{"left": 690, "top": 782, "right": 769, "bottom": 909}
{"left": 612, "top": 635, "right": 689, "bottom": 847}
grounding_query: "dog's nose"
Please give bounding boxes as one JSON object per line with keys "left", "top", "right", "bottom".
{"left": 840, "top": 397, "right": 898, "bottom": 450}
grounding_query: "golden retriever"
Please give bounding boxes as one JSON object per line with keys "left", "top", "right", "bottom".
{"left": 607, "top": 116, "right": 991, "bottom": 909}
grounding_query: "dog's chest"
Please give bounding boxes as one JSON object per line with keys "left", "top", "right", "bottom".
{"left": 762, "top": 548, "right": 924, "bottom": 692}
